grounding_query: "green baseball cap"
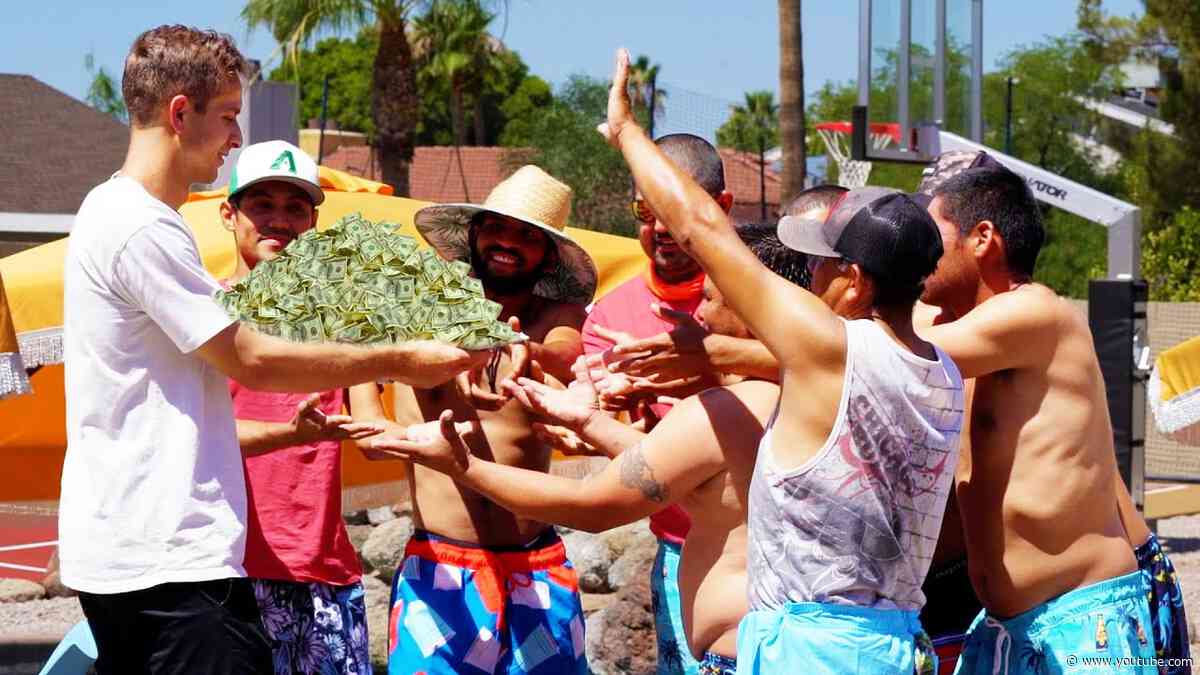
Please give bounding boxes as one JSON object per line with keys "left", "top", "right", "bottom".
{"left": 228, "top": 140, "right": 324, "bottom": 205}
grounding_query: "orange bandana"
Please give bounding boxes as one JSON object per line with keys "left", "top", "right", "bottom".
{"left": 643, "top": 263, "right": 705, "bottom": 302}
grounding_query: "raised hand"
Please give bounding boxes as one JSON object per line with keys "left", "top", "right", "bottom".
{"left": 503, "top": 356, "right": 602, "bottom": 430}
{"left": 608, "top": 303, "right": 713, "bottom": 380}
{"left": 291, "top": 393, "right": 383, "bottom": 445}
{"left": 596, "top": 48, "right": 636, "bottom": 149}
{"left": 362, "top": 410, "right": 477, "bottom": 477}
{"left": 455, "top": 317, "right": 529, "bottom": 410}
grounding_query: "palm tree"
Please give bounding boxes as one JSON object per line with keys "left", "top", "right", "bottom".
{"left": 778, "top": 0, "right": 806, "bottom": 201}
{"left": 627, "top": 54, "right": 667, "bottom": 137}
{"left": 717, "top": 91, "right": 779, "bottom": 219}
{"left": 242, "top": 0, "right": 432, "bottom": 196}
{"left": 413, "top": 0, "right": 498, "bottom": 148}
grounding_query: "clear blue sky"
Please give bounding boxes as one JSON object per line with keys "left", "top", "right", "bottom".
{"left": 4, "top": 0, "right": 1144, "bottom": 111}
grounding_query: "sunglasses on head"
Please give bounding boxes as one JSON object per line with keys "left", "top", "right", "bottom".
{"left": 630, "top": 199, "right": 655, "bottom": 224}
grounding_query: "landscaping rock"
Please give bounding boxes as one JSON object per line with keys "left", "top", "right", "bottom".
{"left": 561, "top": 530, "right": 615, "bottom": 593}
{"left": 0, "top": 579, "right": 46, "bottom": 604}
{"left": 585, "top": 554, "right": 656, "bottom": 675}
{"left": 346, "top": 524, "right": 375, "bottom": 554}
{"left": 362, "top": 516, "right": 414, "bottom": 583}
{"left": 343, "top": 509, "right": 370, "bottom": 526}
{"left": 607, "top": 533, "right": 659, "bottom": 591}
{"left": 367, "top": 505, "right": 397, "bottom": 525}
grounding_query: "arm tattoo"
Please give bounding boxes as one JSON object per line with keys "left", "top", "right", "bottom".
{"left": 618, "top": 442, "right": 670, "bottom": 503}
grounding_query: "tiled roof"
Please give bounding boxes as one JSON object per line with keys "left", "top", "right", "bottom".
{"left": 0, "top": 74, "right": 129, "bottom": 214}
{"left": 322, "top": 145, "right": 518, "bottom": 204}
{"left": 719, "top": 148, "right": 781, "bottom": 208}
{"left": 323, "top": 144, "right": 780, "bottom": 209}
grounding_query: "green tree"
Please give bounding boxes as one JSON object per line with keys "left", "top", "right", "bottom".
{"left": 84, "top": 52, "right": 126, "bottom": 124}
{"left": 497, "top": 74, "right": 553, "bottom": 146}
{"left": 717, "top": 91, "right": 780, "bottom": 153}
{"left": 270, "top": 32, "right": 377, "bottom": 135}
{"left": 1142, "top": 207, "right": 1200, "bottom": 301}
{"left": 243, "top": 0, "right": 434, "bottom": 196}
{"left": 413, "top": 0, "right": 497, "bottom": 148}
{"left": 502, "top": 75, "right": 634, "bottom": 236}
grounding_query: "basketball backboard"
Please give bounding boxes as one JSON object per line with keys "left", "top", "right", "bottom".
{"left": 852, "top": 0, "right": 983, "bottom": 164}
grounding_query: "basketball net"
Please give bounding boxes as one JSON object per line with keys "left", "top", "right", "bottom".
{"left": 817, "top": 127, "right": 896, "bottom": 188}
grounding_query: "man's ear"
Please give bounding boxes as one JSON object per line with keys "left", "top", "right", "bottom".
{"left": 846, "top": 263, "right": 874, "bottom": 311}
{"left": 166, "top": 95, "right": 189, "bottom": 135}
{"left": 715, "top": 190, "right": 735, "bottom": 214}
{"left": 219, "top": 200, "right": 237, "bottom": 233}
{"left": 971, "top": 220, "right": 1001, "bottom": 262}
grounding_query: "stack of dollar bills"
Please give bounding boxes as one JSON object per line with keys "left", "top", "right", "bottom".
{"left": 214, "top": 213, "right": 525, "bottom": 350}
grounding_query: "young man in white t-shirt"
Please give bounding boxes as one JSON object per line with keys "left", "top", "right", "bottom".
{"left": 61, "top": 26, "right": 487, "bottom": 675}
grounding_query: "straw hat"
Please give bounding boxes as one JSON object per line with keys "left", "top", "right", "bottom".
{"left": 414, "top": 165, "right": 598, "bottom": 305}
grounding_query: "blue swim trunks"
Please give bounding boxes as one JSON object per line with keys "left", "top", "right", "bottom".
{"left": 387, "top": 529, "right": 587, "bottom": 675}
{"left": 652, "top": 539, "right": 701, "bottom": 675}
{"left": 1136, "top": 533, "right": 1190, "bottom": 674}
{"left": 699, "top": 651, "right": 737, "bottom": 675}
{"left": 735, "top": 602, "right": 937, "bottom": 675}
{"left": 953, "top": 570, "right": 1156, "bottom": 674}
{"left": 253, "top": 578, "right": 371, "bottom": 675}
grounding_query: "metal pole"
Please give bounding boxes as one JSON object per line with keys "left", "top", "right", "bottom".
{"left": 899, "top": 0, "right": 912, "bottom": 151}
{"left": 934, "top": 0, "right": 946, "bottom": 127}
{"left": 858, "top": 0, "right": 872, "bottom": 107}
{"left": 317, "top": 74, "right": 331, "bottom": 165}
{"left": 1005, "top": 76, "right": 1014, "bottom": 155}
{"left": 970, "top": 0, "right": 984, "bottom": 141}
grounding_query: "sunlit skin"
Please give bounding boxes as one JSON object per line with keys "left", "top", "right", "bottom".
{"left": 349, "top": 210, "right": 587, "bottom": 548}
{"left": 918, "top": 195, "right": 1137, "bottom": 617}
{"left": 221, "top": 182, "right": 318, "bottom": 283}
{"left": 635, "top": 190, "right": 734, "bottom": 284}
{"left": 179, "top": 84, "right": 243, "bottom": 188}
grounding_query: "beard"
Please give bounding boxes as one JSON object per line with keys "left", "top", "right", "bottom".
{"left": 470, "top": 247, "right": 544, "bottom": 296}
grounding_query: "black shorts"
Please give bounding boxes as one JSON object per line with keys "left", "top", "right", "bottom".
{"left": 919, "top": 556, "right": 983, "bottom": 638}
{"left": 78, "top": 577, "right": 271, "bottom": 675}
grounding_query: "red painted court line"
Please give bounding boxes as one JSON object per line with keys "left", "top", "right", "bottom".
{"left": 0, "top": 511, "right": 57, "bottom": 582}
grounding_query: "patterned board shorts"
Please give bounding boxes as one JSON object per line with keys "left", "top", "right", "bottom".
{"left": 698, "top": 651, "right": 737, "bottom": 675}
{"left": 252, "top": 578, "right": 371, "bottom": 675}
{"left": 387, "top": 529, "right": 587, "bottom": 675}
{"left": 1137, "top": 532, "right": 1191, "bottom": 675}
{"left": 651, "top": 539, "right": 701, "bottom": 675}
{"left": 953, "top": 570, "right": 1155, "bottom": 675}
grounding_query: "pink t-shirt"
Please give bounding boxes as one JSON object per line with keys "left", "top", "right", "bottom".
{"left": 582, "top": 271, "right": 703, "bottom": 545}
{"left": 229, "top": 382, "right": 362, "bottom": 586}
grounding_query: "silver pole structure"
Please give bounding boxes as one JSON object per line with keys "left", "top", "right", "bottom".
{"left": 858, "top": 0, "right": 872, "bottom": 106}
{"left": 899, "top": 0, "right": 912, "bottom": 151}
{"left": 971, "top": 0, "right": 984, "bottom": 141}
{"left": 935, "top": 0, "right": 946, "bottom": 127}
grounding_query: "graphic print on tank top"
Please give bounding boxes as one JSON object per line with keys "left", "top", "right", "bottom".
{"left": 747, "top": 320, "right": 965, "bottom": 612}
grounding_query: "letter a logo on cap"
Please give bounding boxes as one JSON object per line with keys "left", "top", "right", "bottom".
{"left": 271, "top": 150, "right": 297, "bottom": 174}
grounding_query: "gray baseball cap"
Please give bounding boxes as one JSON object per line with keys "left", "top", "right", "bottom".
{"left": 777, "top": 186, "right": 943, "bottom": 288}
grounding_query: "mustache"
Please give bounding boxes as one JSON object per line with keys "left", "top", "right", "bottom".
{"left": 484, "top": 246, "right": 526, "bottom": 266}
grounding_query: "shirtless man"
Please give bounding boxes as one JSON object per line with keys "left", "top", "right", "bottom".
{"left": 349, "top": 165, "right": 593, "bottom": 675}
{"left": 364, "top": 219, "right": 818, "bottom": 675}
{"left": 593, "top": 50, "right": 962, "bottom": 674}
{"left": 918, "top": 166, "right": 1158, "bottom": 673}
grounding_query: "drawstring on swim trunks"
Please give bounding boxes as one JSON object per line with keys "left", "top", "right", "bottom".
{"left": 985, "top": 617, "right": 1012, "bottom": 675}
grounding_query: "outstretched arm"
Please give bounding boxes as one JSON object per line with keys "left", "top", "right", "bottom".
{"left": 598, "top": 49, "right": 844, "bottom": 375}
{"left": 364, "top": 393, "right": 729, "bottom": 533}
{"left": 919, "top": 288, "right": 1059, "bottom": 379}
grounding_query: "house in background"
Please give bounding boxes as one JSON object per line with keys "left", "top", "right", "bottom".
{"left": 0, "top": 75, "right": 127, "bottom": 258}
{"left": 322, "top": 144, "right": 784, "bottom": 224}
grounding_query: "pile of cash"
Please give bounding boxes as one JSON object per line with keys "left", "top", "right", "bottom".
{"left": 214, "top": 213, "right": 525, "bottom": 350}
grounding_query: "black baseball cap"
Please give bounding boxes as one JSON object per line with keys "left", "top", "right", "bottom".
{"left": 911, "top": 150, "right": 1006, "bottom": 208}
{"left": 777, "top": 186, "right": 943, "bottom": 289}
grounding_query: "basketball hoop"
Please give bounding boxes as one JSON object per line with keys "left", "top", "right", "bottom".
{"left": 816, "top": 121, "right": 901, "bottom": 188}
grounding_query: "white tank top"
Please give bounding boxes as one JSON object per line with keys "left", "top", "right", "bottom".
{"left": 746, "top": 318, "right": 964, "bottom": 612}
